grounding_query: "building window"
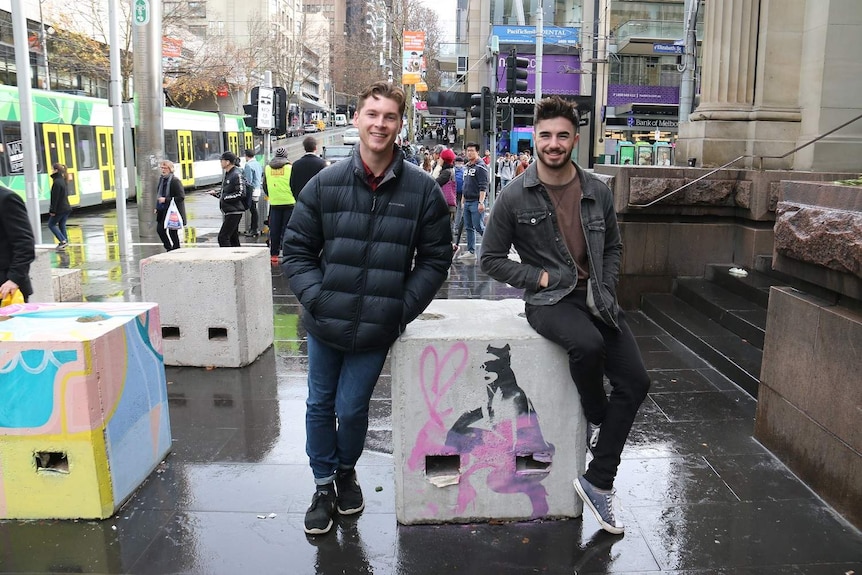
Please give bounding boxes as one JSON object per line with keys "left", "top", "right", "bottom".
{"left": 610, "top": 54, "right": 680, "bottom": 87}
{"left": 188, "top": 2, "right": 206, "bottom": 18}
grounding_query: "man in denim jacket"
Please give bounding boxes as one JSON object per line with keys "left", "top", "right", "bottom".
{"left": 480, "top": 95, "right": 649, "bottom": 535}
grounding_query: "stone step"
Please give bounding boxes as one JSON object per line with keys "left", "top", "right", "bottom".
{"left": 641, "top": 293, "right": 762, "bottom": 398}
{"left": 674, "top": 277, "right": 767, "bottom": 349}
{"left": 704, "top": 263, "right": 781, "bottom": 308}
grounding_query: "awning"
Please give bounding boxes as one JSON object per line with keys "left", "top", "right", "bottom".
{"left": 300, "top": 96, "right": 328, "bottom": 111}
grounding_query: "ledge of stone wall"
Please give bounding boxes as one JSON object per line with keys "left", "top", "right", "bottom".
{"left": 595, "top": 166, "right": 858, "bottom": 221}
{"left": 773, "top": 181, "right": 862, "bottom": 300}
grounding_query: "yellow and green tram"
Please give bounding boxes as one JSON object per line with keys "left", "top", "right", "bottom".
{"left": 0, "top": 85, "right": 253, "bottom": 214}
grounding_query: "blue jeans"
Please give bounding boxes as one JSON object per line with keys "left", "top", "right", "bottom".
{"left": 463, "top": 200, "right": 484, "bottom": 254}
{"left": 48, "top": 211, "right": 70, "bottom": 243}
{"left": 306, "top": 332, "right": 389, "bottom": 485}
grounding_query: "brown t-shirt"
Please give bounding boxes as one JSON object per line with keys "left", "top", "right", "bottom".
{"left": 545, "top": 175, "right": 590, "bottom": 281}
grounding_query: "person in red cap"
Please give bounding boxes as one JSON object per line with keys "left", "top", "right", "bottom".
{"left": 435, "top": 148, "right": 458, "bottom": 239}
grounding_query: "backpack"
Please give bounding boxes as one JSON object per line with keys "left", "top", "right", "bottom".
{"left": 240, "top": 174, "right": 253, "bottom": 210}
{"left": 454, "top": 166, "right": 464, "bottom": 194}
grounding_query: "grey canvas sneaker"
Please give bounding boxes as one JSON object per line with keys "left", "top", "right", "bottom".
{"left": 574, "top": 476, "right": 624, "bottom": 534}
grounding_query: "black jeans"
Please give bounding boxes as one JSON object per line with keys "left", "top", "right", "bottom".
{"left": 246, "top": 201, "right": 260, "bottom": 233}
{"left": 526, "top": 288, "right": 650, "bottom": 490}
{"left": 268, "top": 205, "right": 294, "bottom": 257}
{"left": 156, "top": 210, "right": 181, "bottom": 250}
{"left": 218, "top": 213, "right": 243, "bottom": 247}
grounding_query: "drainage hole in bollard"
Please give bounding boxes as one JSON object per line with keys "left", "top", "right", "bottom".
{"left": 425, "top": 455, "right": 460, "bottom": 477}
{"left": 35, "top": 451, "right": 69, "bottom": 474}
{"left": 208, "top": 327, "right": 228, "bottom": 340}
{"left": 162, "top": 326, "right": 181, "bottom": 339}
{"left": 516, "top": 454, "right": 551, "bottom": 474}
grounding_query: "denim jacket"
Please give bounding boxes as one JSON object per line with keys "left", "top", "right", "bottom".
{"left": 480, "top": 160, "right": 622, "bottom": 329}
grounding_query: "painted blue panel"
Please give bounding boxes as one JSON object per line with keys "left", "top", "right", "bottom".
{"left": 0, "top": 349, "right": 78, "bottom": 429}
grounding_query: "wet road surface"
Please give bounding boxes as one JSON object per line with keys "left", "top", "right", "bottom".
{"left": 2, "top": 192, "right": 860, "bottom": 574}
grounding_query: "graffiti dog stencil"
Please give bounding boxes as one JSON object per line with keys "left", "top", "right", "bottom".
{"left": 409, "top": 342, "right": 555, "bottom": 517}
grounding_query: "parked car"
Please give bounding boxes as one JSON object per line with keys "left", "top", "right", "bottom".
{"left": 321, "top": 145, "right": 354, "bottom": 166}
{"left": 342, "top": 127, "right": 360, "bottom": 145}
{"left": 302, "top": 123, "right": 319, "bottom": 133}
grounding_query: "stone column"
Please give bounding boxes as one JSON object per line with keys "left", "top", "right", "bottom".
{"left": 695, "top": 0, "right": 760, "bottom": 118}
{"left": 677, "top": 0, "right": 808, "bottom": 169}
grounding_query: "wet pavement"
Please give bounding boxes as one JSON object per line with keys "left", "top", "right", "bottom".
{"left": 2, "top": 192, "right": 861, "bottom": 574}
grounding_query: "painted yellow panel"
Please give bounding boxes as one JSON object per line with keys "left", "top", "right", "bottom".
{"left": 0, "top": 433, "right": 113, "bottom": 519}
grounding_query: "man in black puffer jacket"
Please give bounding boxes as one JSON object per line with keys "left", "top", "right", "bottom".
{"left": 283, "top": 81, "right": 452, "bottom": 536}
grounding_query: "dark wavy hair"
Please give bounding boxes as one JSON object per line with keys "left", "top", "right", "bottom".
{"left": 357, "top": 81, "right": 406, "bottom": 118}
{"left": 534, "top": 95, "right": 580, "bottom": 131}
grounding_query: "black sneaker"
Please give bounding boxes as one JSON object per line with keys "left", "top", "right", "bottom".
{"left": 335, "top": 468, "right": 364, "bottom": 515}
{"left": 304, "top": 486, "right": 336, "bottom": 535}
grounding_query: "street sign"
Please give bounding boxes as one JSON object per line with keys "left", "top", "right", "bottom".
{"left": 134, "top": 0, "right": 150, "bottom": 25}
{"left": 257, "top": 87, "right": 274, "bottom": 130}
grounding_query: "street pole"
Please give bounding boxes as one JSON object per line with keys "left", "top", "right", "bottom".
{"left": 264, "top": 71, "right": 272, "bottom": 163}
{"left": 587, "top": 0, "right": 600, "bottom": 167}
{"left": 133, "top": 0, "right": 163, "bottom": 240}
{"left": 109, "top": 0, "right": 129, "bottom": 256}
{"left": 37, "top": 0, "right": 50, "bottom": 90}
{"left": 10, "top": 0, "right": 41, "bottom": 242}
{"left": 535, "top": 1, "right": 543, "bottom": 102}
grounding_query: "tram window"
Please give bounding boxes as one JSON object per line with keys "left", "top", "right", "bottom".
{"left": 76, "top": 126, "right": 97, "bottom": 169}
{"left": 205, "top": 132, "right": 221, "bottom": 160}
{"left": 193, "top": 132, "right": 208, "bottom": 160}
{"left": 164, "top": 131, "right": 179, "bottom": 162}
{"left": 1, "top": 122, "right": 26, "bottom": 175}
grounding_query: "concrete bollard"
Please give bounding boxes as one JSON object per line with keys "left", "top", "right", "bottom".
{"left": 29, "top": 247, "right": 56, "bottom": 303}
{"left": 51, "top": 268, "right": 83, "bottom": 302}
{"left": 391, "top": 299, "right": 586, "bottom": 525}
{"left": 0, "top": 302, "right": 172, "bottom": 519}
{"left": 139, "top": 247, "right": 273, "bottom": 367}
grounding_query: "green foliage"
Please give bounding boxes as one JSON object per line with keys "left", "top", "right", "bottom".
{"left": 833, "top": 176, "right": 862, "bottom": 186}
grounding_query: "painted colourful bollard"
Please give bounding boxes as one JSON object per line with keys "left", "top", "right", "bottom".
{"left": 0, "top": 302, "right": 172, "bottom": 519}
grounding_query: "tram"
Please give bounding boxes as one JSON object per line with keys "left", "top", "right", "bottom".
{"left": 0, "top": 85, "right": 253, "bottom": 214}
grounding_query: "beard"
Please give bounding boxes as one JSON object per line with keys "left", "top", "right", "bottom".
{"left": 537, "top": 147, "right": 572, "bottom": 169}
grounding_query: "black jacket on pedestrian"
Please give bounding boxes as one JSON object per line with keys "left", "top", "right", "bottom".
{"left": 218, "top": 166, "right": 245, "bottom": 213}
{"left": 157, "top": 174, "right": 187, "bottom": 224}
{"left": 0, "top": 186, "right": 36, "bottom": 298}
{"left": 49, "top": 172, "right": 70, "bottom": 214}
{"left": 283, "top": 146, "right": 453, "bottom": 352}
{"left": 289, "top": 152, "right": 326, "bottom": 199}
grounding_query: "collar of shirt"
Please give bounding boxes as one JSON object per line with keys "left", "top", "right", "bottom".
{"left": 362, "top": 160, "right": 386, "bottom": 192}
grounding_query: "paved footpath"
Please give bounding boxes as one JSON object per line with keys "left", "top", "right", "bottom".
{"left": 2, "top": 193, "right": 860, "bottom": 574}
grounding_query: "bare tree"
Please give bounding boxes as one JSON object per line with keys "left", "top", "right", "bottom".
{"left": 44, "top": 0, "right": 135, "bottom": 99}
{"left": 163, "top": 10, "right": 270, "bottom": 109}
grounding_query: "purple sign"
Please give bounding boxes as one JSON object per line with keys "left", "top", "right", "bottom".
{"left": 496, "top": 53, "right": 581, "bottom": 95}
{"left": 607, "top": 84, "right": 680, "bottom": 106}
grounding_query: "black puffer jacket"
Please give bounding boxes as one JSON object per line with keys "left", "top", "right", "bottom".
{"left": 283, "top": 146, "right": 452, "bottom": 352}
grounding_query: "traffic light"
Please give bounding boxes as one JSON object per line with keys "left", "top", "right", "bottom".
{"left": 243, "top": 86, "right": 259, "bottom": 131}
{"left": 469, "top": 87, "right": 494, "bottom": 133}
{"left": 469, "top": 91, "right": 483, "bottom": 130}
{"left": 506, "top": 49, "right": 529, "bottom": 94}
{"left": 243, "top": 103, "right": 258, "bottom": 130}
{"left": 481, "top": 86, "right": 493, "bottom": 133}
{"left": 274, "top": 87, "right": 288, "bottom": 135}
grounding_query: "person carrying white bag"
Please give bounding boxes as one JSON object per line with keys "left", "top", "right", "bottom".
{"left": 155, "top": 159, "right": 187, "bottom": 251}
